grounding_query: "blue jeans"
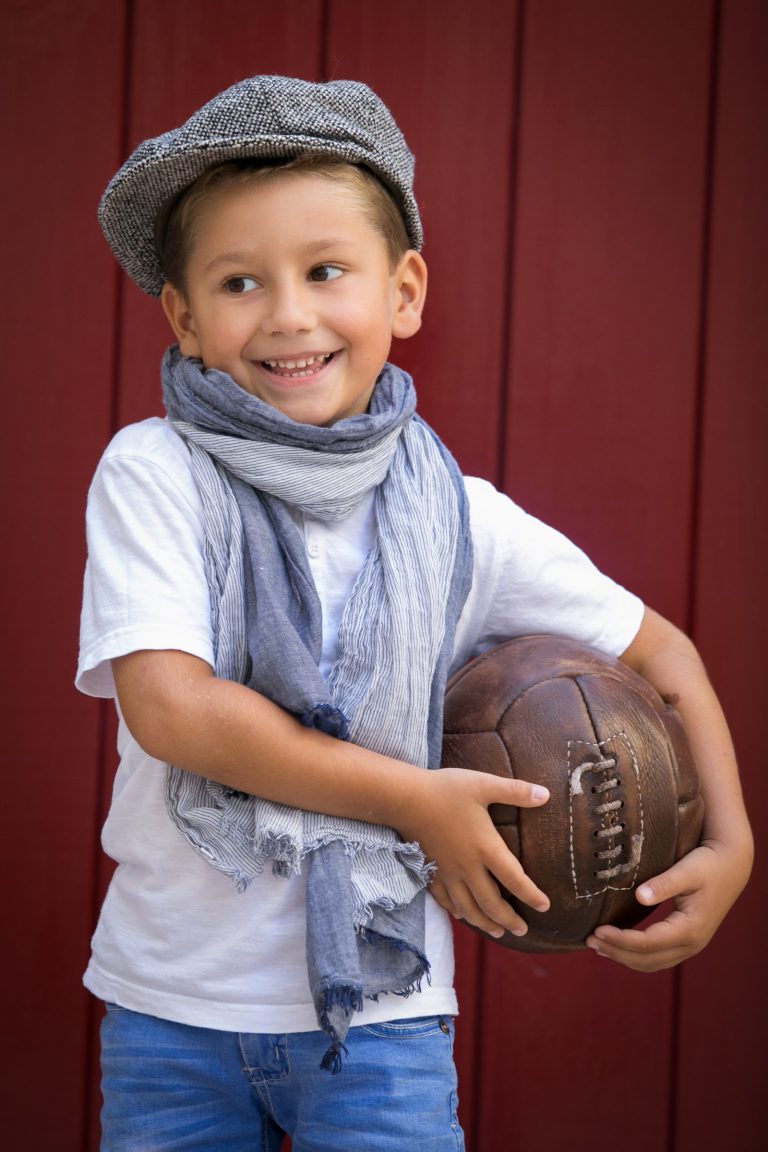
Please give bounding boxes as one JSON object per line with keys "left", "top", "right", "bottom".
{"left": 100, "top": 1004, "right": 465, "bottom": 1151}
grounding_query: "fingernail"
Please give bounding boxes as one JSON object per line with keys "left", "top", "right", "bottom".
{"left": 532, "top": 785, "right": 549, "bottom": 802}
{"left": 510, "top": 925, "right": 527, "bottom": 937}
{"left": 637, "top": 884, "right": 654, "bottom": 902}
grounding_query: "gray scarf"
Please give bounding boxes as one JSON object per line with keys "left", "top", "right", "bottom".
{"left": 161, "top": 347, "right": 472, "bottom": 1069}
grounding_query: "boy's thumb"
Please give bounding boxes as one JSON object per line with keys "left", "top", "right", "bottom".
{"left": 494, "top": 778, "right": 549, "bottom": 807}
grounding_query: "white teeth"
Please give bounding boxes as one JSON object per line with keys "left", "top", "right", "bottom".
{"left": 264, "top": 354, "right": 330, "bottom": 370}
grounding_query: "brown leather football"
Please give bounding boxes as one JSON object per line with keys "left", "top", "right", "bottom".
{"left": 442, "top": 635, "right": 705, "bottom": 952}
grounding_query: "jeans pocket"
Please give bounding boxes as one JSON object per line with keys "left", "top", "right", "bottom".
{"left": 361, "top": 1014, "right": 454, "bottom": 1041}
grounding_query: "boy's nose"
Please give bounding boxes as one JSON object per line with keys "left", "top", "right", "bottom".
{"left": 261, "top": 281, "right": 316, "bottom": 335}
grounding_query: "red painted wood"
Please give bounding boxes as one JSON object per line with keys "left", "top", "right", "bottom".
{"left": 481, "top": 948, "right": 677, "bottom": 1144}
{"left": 1, "top": 2, "right": 127, "bottom": 1149}
{"left": 676, "top": 2, "right": 768, "bottom": 1148}
{"left": 503, "top": 0, "right": 714, "bottom": 625}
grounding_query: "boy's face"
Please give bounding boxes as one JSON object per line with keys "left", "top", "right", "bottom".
{"left": 162, "top": 172, "right": 427, "bottom": 427}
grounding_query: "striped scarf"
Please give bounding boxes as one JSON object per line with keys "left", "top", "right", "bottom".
{"left": 161, "top": 347, "right": 472, "bottom": 1069}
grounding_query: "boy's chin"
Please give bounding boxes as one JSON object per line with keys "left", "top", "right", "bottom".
{"left": 196, "top": 356, "right": 380, "bottom": 427}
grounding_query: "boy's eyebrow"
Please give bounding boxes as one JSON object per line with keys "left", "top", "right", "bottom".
{"left": 202, "top": 239, "right": 356, "bottom": 274}
{"left": 202, "top": 251, "right": 256, "bottom": 274}
{"left": 304, "top": 238, "right": 356, "bottom": 257}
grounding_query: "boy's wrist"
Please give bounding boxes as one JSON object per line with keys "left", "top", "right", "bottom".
{"left": 329, "top": 738, "right": 428, "bottom": 836}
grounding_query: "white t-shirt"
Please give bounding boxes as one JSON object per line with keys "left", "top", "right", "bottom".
{"left": 77, "top": 417, "right": 644, "bottom": 1033}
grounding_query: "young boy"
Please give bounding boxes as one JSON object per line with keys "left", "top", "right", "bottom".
{"left": 79, "top": 75, "right": 752, "bottom": 1150}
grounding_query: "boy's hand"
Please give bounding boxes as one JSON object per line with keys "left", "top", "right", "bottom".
{"left": 585, "top": 836, "right": 751, "bottom": 971}
{"left": 398, "top": 767, "right": 551, "bottom": 939}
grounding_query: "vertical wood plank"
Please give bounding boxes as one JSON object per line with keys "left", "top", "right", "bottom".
{"left": 504, "top": 0, "right": 713, "bottom": 624}
{"left": 1, "top": 2, "right": 127, "bottom": 1149}
{"left": 481, "top": 3, "right": 715, "bottom": 1149}
{"left": 677, "top": 1, "right": 768, "bottom": 1147}
{"left": 324, "top": 3, "right": 521, "bottom": 1136}
{"left": 484, "top": 948, "right": 677, "bottom": 1146}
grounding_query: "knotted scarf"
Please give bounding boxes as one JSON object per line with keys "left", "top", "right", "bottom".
{"left": 161, "top": 347, "right": 473, "bottom": 1069}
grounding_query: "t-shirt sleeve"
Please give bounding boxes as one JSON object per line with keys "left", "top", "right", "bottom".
{"left": 452, "top": 477, "right": 645, "bottom": 673}
{"left": 76, "top": 420, "right": 214, "bottom": 699}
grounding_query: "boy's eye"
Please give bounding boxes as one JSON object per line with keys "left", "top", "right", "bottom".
{"left": 223, "top": 275, "right": 258, "bottom": 294}
{"left": 308, "top": 264, "right": 343, "bottom": 283}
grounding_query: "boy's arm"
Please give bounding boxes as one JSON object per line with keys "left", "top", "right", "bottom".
{"left": 112, "top": 648, "right": 551, "bottom": 940}
{"left": 586, "top": 607, "right": 753, "bottom": 970}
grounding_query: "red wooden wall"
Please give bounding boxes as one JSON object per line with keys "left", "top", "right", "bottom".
{"left": 3, "top": 2, "right": 765, "bottom": 1149}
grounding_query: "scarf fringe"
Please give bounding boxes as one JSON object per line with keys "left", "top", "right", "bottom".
{"left": 253, "top": 829, "right": 438, "bottom": 924}
{"left": 316, "top": 982, "right": 364, "bottom": 1073}
{"left": 315, "top": 942, "right": 431, "bottom": 1074}
{"left": 168, "top": 785, "right": 439, "bottom": 908}
{"left": 319, "top": 1041, "right": 347, "bottom": 1075}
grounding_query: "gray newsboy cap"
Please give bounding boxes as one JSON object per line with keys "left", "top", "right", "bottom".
{"left": 98, "top": 74, "right": 423, "bottom": 296}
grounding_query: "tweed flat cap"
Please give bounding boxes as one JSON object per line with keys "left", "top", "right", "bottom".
{"left": 98, "top": 74, "right": 422, "bottom": 296}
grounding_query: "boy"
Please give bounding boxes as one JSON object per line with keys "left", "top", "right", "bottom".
{"left": 79, "top": 76, "right": 751, "bottom": 1150}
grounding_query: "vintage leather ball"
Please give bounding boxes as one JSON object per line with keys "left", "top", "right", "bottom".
{"left": 442, "top": 635, "right": 705, "bottom": 952}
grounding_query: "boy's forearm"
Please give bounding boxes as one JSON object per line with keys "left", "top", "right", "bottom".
{"left": 620, "top": 608, "right": 753, "bottom": 866}
{"left": 112, "top": 648, "right": 424, "bottom": 830}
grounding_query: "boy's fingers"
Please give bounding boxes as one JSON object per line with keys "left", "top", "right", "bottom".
{"left": 491, "top": 847, "right": 550, "bottom": 914}
{"left": 448, "top": 846, "right": 550, "bottom": 937}
{"left": 447, "top": 877, "right": 531, "bottom": 940}
{"left": 427, "top": 877, "right": 510, "bottom": 938}
{"left": 586, "top": 913, "right": 696, "bottom": 971}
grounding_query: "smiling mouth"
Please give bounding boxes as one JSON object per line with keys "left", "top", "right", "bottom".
{"left": 261, "top": 353, "right": 335, "bottom": 379}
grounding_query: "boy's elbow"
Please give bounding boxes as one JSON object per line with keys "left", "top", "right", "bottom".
{"left": 618, "top": 610, "right": 715, "bottom": 713}
{"left": 620, "top": 607, "right": 702, "bottom": 679}
{"left": 121, "top": 700, "right": 179, "bottom": 763}
{"left": 112, "top": 649, "right": 215, "bottom": 763}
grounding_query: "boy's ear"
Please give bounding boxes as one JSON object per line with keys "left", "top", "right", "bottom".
{"left": 391, "top": 251, "right": 428, "bottom": 340}
{"left": 161, "top": 283, "right": 203, "bottom": 358}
